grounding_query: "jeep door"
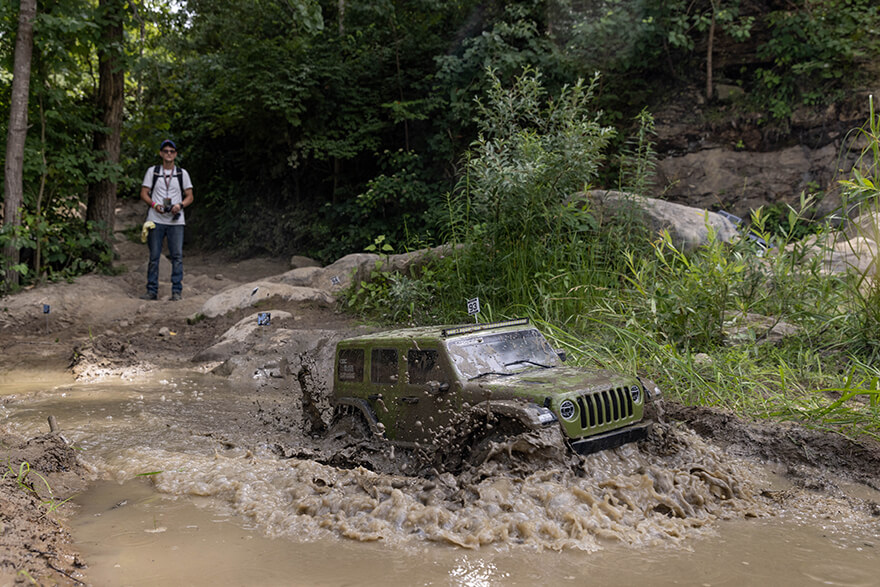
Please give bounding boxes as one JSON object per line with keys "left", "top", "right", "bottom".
{"left": 401, "top": 346, "right": 456, "bottom": 446}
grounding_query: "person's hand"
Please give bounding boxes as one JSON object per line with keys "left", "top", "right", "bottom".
{"left": 172, "top": 204, "right": 182, "bottom": 213}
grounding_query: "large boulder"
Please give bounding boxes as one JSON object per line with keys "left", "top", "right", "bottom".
{"left": 271, "top": 245, "right": 458, "bottom": 291}
{"left": 193, "top": 311, "right": 293, "bottom": 362}
{"left": 652, "top": 145, "right": 842, "bottom": 217}
{"left": 195, "top": 281, "right": 334, "bottom": 319}
{"left": 579, "top": 189, "right": 740, "bottom": 251}
{"left": 824, "top": 236, "right": 878, "bottom": 277}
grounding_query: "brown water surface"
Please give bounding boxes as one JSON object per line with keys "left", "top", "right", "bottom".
{"left": 2, "top": 372, "right": 877, "bottom": 585}
{"left": 71, "top": 479, "right": 879, "bottom": 586}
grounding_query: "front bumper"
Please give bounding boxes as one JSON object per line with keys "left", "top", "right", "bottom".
{"left": 568, "top": 420, "right": 652, "bottom": 455}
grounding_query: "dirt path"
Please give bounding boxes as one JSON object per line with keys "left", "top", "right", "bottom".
{"left": 1, "top": 201, "right": 879, "bottom": 584}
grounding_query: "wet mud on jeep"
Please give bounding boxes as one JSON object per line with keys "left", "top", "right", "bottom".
{"left": 329, "top": 319, "right": 661, "bottom": 470}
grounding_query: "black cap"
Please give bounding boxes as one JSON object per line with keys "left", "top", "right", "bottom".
{"left": 160, "top": 139, "right": 177, "bottom": 150}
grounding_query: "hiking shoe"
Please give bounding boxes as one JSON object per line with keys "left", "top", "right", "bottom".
{"left": 171, "top": 292, "right": 182, "bottom": 301}
{"left": 139, "top": 292, "right": 157, "bottom": 300}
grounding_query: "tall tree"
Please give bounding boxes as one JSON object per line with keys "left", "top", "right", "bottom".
{"left": 86, "top": 0, "right": 126, "bottom": 240}
{"left": 3, "top": 0, "right": 37, "bottom": 287}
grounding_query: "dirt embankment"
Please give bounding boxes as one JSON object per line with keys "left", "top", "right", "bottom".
{"left": 1, "top": 201, "right": 879, "bottom": 583}
{"left": 0, "top": 433, "right": 88, "bottom": 585}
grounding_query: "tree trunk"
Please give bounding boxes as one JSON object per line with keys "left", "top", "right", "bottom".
{"left": 3, "top": 0, "right": 38, "bottom": 288}
{"left": 338, "top": 0, "right": 345, "bottom": 34}
{"left": 706, "top": 3, "right": 716, "bottom": 101}
{"left": 86, "top": 0, "right": 126, "bottom": 241}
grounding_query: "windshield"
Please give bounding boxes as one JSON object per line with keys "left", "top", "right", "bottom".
{"left": 445, "top": 328, "right": 560, "bottom": 380}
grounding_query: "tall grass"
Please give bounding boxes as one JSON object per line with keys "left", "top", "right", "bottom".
{"left": 836, "top": 95, "right": 880, "bottom": 361}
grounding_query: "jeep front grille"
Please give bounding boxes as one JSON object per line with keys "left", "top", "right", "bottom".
{"left": 576, "top": 387, "right": 634, "bottom": 429}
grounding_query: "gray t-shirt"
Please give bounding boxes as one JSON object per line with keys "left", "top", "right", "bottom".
{"left": 142, "top": 165, "right": 193, "bottom": 226}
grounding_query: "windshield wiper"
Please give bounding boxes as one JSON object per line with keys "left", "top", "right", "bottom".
{"left": 504, "top": 359, "right": 552, "bottom": 369}
{"left": 468, "top": 371, "right": 513, "bottom": 381}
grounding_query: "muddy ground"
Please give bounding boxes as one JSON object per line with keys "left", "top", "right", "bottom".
{"left": 1, "top": 203, "right": 879, "bottom": 585}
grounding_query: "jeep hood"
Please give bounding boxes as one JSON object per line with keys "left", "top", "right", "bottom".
{"left": 470, "top": 366, "right": 637, "bottom": 400}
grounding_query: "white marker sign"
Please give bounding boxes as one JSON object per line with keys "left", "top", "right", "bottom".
{"left": 466, "top": 297, "right": 480, "bottom": 322}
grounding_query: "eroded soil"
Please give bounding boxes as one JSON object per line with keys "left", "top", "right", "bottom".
{"left": 1, "top": 202, "right": 879, "bottom": 584}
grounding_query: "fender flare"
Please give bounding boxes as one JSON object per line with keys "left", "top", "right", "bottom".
{"left": 334, "top": 397, "right": 384, "bottom": 437}
{"left": 468, "top": 399, "right": 548, "bottom": 431}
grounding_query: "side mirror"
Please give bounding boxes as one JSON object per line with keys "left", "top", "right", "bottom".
{"left": 555, "top": 349, "right": 567, "bottom": 362}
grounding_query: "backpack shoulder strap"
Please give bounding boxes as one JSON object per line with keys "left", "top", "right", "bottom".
{"left": 149, "top": 164, "right": 162, "bottom": 195}
{"left": 176, "top": 167, "right": 185, "bottom": 195}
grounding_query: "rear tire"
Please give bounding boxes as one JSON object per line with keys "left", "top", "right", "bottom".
{"left": 329, "top": 405, "right": 372, "bottom": 442}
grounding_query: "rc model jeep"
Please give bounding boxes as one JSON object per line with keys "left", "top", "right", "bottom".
{"left": 332, "top": 318, "right": 660, "bottom": 457}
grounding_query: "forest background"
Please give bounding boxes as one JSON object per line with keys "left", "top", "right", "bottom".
{"left": 2, "top": 0, "right": 878, "bottom": 274}
{"left": 2, "top": 0, "right": 880, "bottom": 437}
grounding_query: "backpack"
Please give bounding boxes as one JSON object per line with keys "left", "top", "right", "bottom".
{"left": 149, "top": 164, "right": 185, "bottom": 198}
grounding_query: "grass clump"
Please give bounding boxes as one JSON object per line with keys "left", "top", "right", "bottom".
{"left": 3, "top": 461, "right": 75, "bottom": 513}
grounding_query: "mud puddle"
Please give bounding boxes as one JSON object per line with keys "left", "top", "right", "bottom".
{"left": 72, "top": 479, "right": 879, "bottom": 586}
{"left": 2, "top": 373, "right": 878, "bottom": 584}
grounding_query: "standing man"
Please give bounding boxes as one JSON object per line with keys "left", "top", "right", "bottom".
{"left": 139, "top": 139, "right": 194, "bottom": 301}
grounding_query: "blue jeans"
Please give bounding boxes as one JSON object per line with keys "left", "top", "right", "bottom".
{"left": 146, "top": 223, "right": 184, "bottom": 295}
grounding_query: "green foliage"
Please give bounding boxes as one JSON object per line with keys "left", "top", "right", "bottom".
{"left": 416, "top": 66, "right": 659, "bottom": 325}
{"left": 0, "top": 212, "right": 113, "bottom": 292}
{"left": 617, "top": 107, "right": 657, "bottom": 195}
{"left": 621, "top": 197, "right": 837, "bottom": 353}
{"left": 754, "top": 200, "right": 822, "bottom": 241}
{"left": 340, "top": 235, "right": 440, "bottom": 324}
{"left": 458, "top": 67, "right": 611, "bottom": 235}
{"left": 656, "top": 0, "right": 754, "bottom": 52}
{"left": 755, "top": 0, "right": 880, "bottom": 118}
{"left": 0, "top": 0, "right": 122, "bottom": 291}
{"left": 835, "top": 96, "right": 880, "bottom": 361}
{"left": 139, "top": 0, "right": 486, "bottom": 260}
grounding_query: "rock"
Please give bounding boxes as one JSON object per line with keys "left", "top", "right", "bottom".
{"left": 579, "top": 189, "right": 740, "bottom": 251}
{"left": 159, "top": 326, "right": 170, "bottom": 337}
{"left": 272, "top": 245, "right": 457, "bottom": 291}
{"left": 195, "top": 311, "right": 293, "bottom": 361}
{"left": 826, "top": 236, "right": 878, "bottom": 277}
{"left": 195, "top": 281, "right": 334, "bottom": 319}
{"left": 652, "top": 143, "right": 842, "bottom": 218}
{"left": 714, "top": 84, "right": 744, "bottom": 101}
{"left": 289, "top": 255, "right": 321, "bottom": 269}
{"left": 722, "top": 312, "right": 800, "bottom": 346}
{"left": 843, "top": 210, "right": 880, "bottom": 242}
{"left": 273, "top": 266, "right": 326, "bottom": 288}
{"left": 693, "top": 353, "right": 713, "bottom": 367}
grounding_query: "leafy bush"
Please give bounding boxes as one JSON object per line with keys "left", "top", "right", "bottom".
{"left": 339, "top": 235, "right": 442, "bottom": 325}
{"left": 755, "top": 0, "right": 880, "bottom": 118}
{"left": 429, "top": 66, "right": 627, "bottom": 321}
{"left": 0, "top": 212, "right": 113, "bottom": 293}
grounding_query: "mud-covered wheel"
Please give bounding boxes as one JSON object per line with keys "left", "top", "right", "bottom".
{"left": 329, "top": 405, "right": 372, "bottom": 442}
{"left": 465, "top": 419, "right": 529, "bottom": 466}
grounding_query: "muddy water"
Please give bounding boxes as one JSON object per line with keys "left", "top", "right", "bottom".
{"left": 2, "top": 372, "right": 878, "bottom": 585}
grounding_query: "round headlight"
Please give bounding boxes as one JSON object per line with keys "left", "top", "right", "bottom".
{"left": 559, "top": 399, "right": 577, "bottom": 421}
{"left": 629, "top": 385, "right": 641, "bottom": 403}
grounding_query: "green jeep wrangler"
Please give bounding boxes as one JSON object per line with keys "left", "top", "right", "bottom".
{"left": 332, "top": 318, "right": 660, "bottom": 457}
